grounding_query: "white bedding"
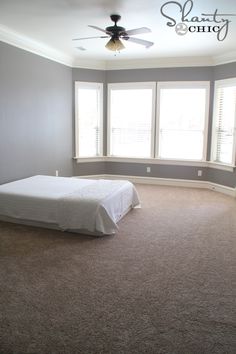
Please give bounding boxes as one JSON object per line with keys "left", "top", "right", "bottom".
{"left": 0, "top": 175, "right": 140, "bottom": 235}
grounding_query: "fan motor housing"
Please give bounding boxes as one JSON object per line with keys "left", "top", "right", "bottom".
{"left": 106, "top": 25, "right": 125, "bottom": 34}
{"left": 106, "top": 14, "right": 125, "bottom": 37}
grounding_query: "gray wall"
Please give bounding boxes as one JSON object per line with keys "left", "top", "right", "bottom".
{"left": 213, "top": 62, "right": 236, "bottom": 80}
{"left": 0, "top": 41, "right": 73, "bottom": 184}
{"left": 74, "top": 64, "right": 236, "bottom": 187}
{"left": 106, "top": 66, "right": 213, "bottom": 83}
{"left": 106, "top": 162, "right": 208, "bottom": 180}
{"left": 206, "top": 168, "right": 236, "bottom": 188}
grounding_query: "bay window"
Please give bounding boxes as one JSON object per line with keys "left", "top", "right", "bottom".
{"left": 75, "top": 82, "right": 103, "bottom": 158}
{"left": 74, "top": 80, "right": 219, "bottom": 167}
{"left": 211, "top": 78, "right": 236, "bottom": 166}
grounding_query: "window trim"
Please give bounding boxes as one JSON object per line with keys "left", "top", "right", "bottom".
{"left": 74, "top": 81, "right": 103, "bottom": 158}
{"left": 155, "top": 81, "right": 210, "bottom": 161}
{"left": 107, "top": 82, "right": 156, "bottom": 158}
{"left": 211, "top": 78, "right": 236, "bottom": 167}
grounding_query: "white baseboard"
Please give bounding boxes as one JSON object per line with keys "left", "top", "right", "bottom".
{"left": 207, "top": 182, "right": 235, "bottom": 197}
{"left": 75, "top": 174, "right": 236, "bottom": 198}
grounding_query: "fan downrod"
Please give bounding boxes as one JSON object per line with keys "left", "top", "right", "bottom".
{"left": 106, "top": 14, "right": 125, "bottom": 35}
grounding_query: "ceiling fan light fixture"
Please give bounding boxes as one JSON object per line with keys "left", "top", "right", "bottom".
{"left": 73, "top": 15, "right": 153, "bottom": 52}
{"left": 105, "top": 38, "right": 125, "bottom": 51}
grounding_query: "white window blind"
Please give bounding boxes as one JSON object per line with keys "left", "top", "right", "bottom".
{"left": 157, "top": 84, "right": 209, "bottom": 160}
{"left": 108, "top": 83, "right": 155, "bottom": 158}
{"left": 212, "top": 82, "right": 236, "bottom": 165}
{"left": 75, "top": 82, "right": 103, "bottom": 158}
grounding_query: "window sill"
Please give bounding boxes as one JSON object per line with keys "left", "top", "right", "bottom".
{"left": 73, "top": 157, "right": 105, "bottom": 163}
{"left": 207, "top": 161, "right": 235, "bottom": 172}
{"left": 105, "top": 157, "right": 208, "bottom": 167}
{"left": 74, "top": 156, "right": 208, "bottom": 167}
{"left": 73, "top": 156, "right": 235, "bottom": 172}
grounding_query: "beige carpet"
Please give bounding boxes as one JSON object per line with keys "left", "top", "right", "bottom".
{"left": 0, "top": 184, "right": 236, "bottom": 354}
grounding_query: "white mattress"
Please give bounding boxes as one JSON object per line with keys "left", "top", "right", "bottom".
{"left": 0, "top": 175, "right": 140, "bottom": 235}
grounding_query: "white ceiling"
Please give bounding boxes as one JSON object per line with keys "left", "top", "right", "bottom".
{"left": 0, "top": 0, "right": 236, "bottom": 69}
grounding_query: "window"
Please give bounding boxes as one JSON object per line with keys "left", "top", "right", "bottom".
{"left": 211, "top": 79, "right": 236, "bottom": 165}
{"left": 156, "top": 82, "right": 209, "bottom": 160}
{"left": 76, "top": 80, "right": 211, "bottom": 165}
{"left": 75, "top": 82, "right": 103, "bottom": 158}
{"left": 108, "top": 83, "right": 156, "bottom": 158}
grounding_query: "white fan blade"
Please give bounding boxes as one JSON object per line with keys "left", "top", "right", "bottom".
{"left": 73, "top": 36, "right": 109, "bottom": 41}
{"left": 123, "top": 37, "right": 154, "bottom": 48}
{"left": 124, "top": 27, "right": 151, "bottom": 36}
{"left": 88, "top": 25, "right": 112, "bottom": 35}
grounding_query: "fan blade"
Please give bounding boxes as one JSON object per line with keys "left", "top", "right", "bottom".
{"left": 123, "top": 37, "right": 154, "bottom": 48}
{"left": 123, "top": 27, "right": 151, "bottom": 36}
{"left": 88, "top": 25, "right": 112, "bottom": 35}
{"left": 73, "top": 36, "right": 109, "bottom": 41}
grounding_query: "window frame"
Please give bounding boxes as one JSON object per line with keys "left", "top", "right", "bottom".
{"left": 155, "top": 81, "right": 210, "bottom": 162}
{"left": 211, "top": 78, "right": 236, "bottom": 167}
{"left": 107, "top": 82, "right": 156, "bottom": 158}
{"left": 75, "top": 81, "right": 103, "bottom": 159}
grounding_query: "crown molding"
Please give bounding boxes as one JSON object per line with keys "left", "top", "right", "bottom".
{"left": 0, "top": 24, "right": 236, "bottom": 70}
{"left": 213, "top": 51, "right": 236, "bottom": 66}
{"left": 72, "top": 56, "right": 215, "bottom": 70}
{"left": 72, "top": 58, "right": 106, "bottom": 70}
{"left": 104, "top": 56, "right": 215, "bottom": 70}
{"left": 0, "top": 24, "right": 73, "bottom": 67}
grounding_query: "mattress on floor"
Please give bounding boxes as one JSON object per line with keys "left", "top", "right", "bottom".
{"left": 0, "top": 175, "right": 140, "bottom": 235}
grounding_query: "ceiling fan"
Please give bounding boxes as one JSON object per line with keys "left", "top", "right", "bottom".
{"left": 73, "top": 14, "right": 154, "bottom": 52}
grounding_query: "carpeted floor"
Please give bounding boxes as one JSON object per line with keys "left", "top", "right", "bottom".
{"left": 0, "top": 184, "right": 236, "bottom": 354}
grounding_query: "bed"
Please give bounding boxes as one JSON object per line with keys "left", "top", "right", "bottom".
{"left": 0, "top": 175, "right": 140, "bottom": 235}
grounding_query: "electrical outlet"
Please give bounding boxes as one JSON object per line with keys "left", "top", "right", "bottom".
{"left": 198, "top": 170, "right": 202, "bottom": 177}
{"left": 147, "top": 167, "right": 151, "bottom": 173}
{"left": 55, "top": 170, "right": 59, "bottom": 177}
